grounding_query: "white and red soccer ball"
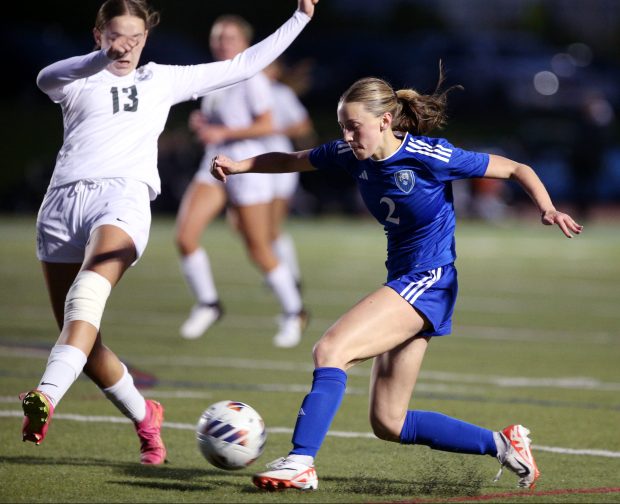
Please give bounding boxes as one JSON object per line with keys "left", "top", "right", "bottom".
{"left": 196, "top": 400, "right": 267, "bottom": 470}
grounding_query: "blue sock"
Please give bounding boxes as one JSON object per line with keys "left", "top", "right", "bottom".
{"left": 290, "top": 367, "right": 347, "bottom": 457}
{"left": 400, "top": 410, "right": 497, "bottom": 456}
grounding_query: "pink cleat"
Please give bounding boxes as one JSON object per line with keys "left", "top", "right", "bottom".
{"left": 21, "top": 390, "right": 55, "bottom": 445}
{"left": 134, "top": 399, "right": 167, "bottom": 464}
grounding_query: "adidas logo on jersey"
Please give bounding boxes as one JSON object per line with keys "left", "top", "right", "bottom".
{"left": 359, "top": 170, "right": 368, "bottom": 180}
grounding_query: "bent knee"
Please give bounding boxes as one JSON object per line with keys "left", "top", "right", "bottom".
{"left": 246, "top": 245, "right": 275, "bottom": 271}
{"left": 64, "top": 270, "right": 112, "bottom": 331}
{"left": 312, "top": 331, "right": 347, "bottom": 368}
{"left": 175, "top": 234, "right": 198, "bottom": 256}
{"left": 369, "top": 413, "right": 404, "bottom": 442}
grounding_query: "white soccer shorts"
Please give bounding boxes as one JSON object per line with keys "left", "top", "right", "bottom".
{"left": 195, "top": 168, "right": 275, "bottom": 207}
{"left": 272, "top": 172, "right": 299, "bottom": 200}
{"left": 36, "top": 178, "right": 151, "bottom": 264}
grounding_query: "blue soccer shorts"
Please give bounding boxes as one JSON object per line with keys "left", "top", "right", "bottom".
{"left": 385, "top": 264, "right": 457, "bottom": 336}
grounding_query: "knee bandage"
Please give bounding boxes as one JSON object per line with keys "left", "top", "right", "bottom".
{"left": 64, "top": 270, "right": 112, "bottom": 330}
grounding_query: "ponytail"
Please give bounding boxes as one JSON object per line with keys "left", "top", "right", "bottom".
{"left": 339, "top": 62, "right": 462, "bottom": 136}
{"left": 393, "top": 63, "right": 462, "bottom": 135}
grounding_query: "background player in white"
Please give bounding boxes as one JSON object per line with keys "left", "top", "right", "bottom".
{"left": 176, "top": 17, "right": 307, "bottom": 348}
{"left": 211, "top": 74, "right": 582, "bottom": 490}
{"left": 262, "top": 59, "right": 317, "bottom": 292}
{"left": 22, "top": 0, "right": 318, "bottom": 463}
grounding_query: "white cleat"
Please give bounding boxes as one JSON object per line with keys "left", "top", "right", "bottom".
{"left": 253, "top": 457, "right": 318, "bottom": 491}
{"left": 494, "top": 424, "right": 541, "bottom": 489}
{"left": 273, "top": 310, "right": 309, "bottom": 348}
{"left": 180, "top": 303, "right": 223, "bottom": 340}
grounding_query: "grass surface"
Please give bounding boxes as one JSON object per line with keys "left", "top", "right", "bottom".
{"left": 1, "top": 214, "right": 619, "bottom": 503}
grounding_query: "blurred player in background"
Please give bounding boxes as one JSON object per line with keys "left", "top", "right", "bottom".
{"left": 176, "top": 17, "right": 307, "bottom": 347}
{"left": 212, "top": 72, "right": 582, "bottom": 490}
{"left": 23, "top": 0, "right": 318, "bottom": 463}
{"left": 262, "top": 58, "right": 317, "bottom": 292}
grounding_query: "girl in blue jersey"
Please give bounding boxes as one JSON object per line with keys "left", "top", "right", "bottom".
{"left": 211, "top": 75, "right": 582, "bottom": 491}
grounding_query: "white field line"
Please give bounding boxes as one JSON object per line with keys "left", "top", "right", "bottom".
{"left": 1, "top": 409, "right": 619, "bottom": 459}
{"left": 109, "top": 356, "right": 620, "bottom": 393}
{"left": 133, "top": 356, "right": 620, "bottom": 392}
{"left": 2, "top": 347, "right": 620, "bottom": 392}
{"left": 2, "top": 306, "right": 618, "bottom": 343}
{"left": 0, "top": 380, "right": 487, "bottom": 403}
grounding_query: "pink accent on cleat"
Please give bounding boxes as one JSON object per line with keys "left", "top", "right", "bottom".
{"left": 495, "top": 424, "right": 540, "bottom": 489}
{"left": 253, "top": 457, "right": 318, "bottom": 491}
{"left": 21, "top": 390, "right": 55, "bottom": 445}
{"left": 134, "top": 399, "right": 167, "bottom": 465}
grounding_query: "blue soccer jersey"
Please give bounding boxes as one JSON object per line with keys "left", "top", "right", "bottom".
{"left": 308, "top": 133, "right": 489, "bottom": 280}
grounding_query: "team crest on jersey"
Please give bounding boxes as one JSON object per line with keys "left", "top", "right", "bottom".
{"left": 135, "top": 67, "right": 153, "bottom": 81}
{"left": 394, "top": 170, "right": 415, "bottom": 194}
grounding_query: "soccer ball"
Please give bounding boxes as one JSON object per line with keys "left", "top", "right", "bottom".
{"left": 196, "top": 400, "right": 267, "bottom": 470}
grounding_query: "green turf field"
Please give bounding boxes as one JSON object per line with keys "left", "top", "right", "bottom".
{"left": 1, "top": 214, "right": 619, "bottom": 503}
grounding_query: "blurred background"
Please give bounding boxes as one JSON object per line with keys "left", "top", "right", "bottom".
{"left": 3, "top": 0, "right": 619, "bottom": 222}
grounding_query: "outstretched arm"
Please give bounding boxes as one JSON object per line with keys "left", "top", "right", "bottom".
{"left": 484, "top": 154, "right": 583, "bottom": 238}
{"left": 182, "top": 1, "right": 319, "bottom": 101}
{"left": 211, "top": 150, "right": 315, "bottom": 182}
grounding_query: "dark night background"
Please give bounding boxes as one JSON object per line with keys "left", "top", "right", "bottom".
{"left": 3, "top": 0, "right": 619, "bottom": 220}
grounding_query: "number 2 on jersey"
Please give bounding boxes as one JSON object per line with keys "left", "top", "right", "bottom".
{"left": 110, "top": 85, "right": 139, "bottom": 114}
{"left": 380, "top": 197, "right": 400, "bottom": 225}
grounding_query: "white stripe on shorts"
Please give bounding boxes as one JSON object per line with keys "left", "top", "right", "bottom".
{"left": 399, "top": 268, "right": 443, "bottom": 304}
{"left": 399, "top": 272, "right": 433, "bottom": 298}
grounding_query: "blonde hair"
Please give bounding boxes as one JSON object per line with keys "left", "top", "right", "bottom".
{"left": 338, "top": 65, "right": 461, "bottom": 135}
{"left": 211, "top": 14, "right": 254, "bottom": 44}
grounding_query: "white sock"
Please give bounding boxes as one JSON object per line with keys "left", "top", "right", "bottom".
{"left": 181, "top": 247, "right": 218, "bottom": 305}
{"left": 102, "top": 364, "right": 147, "bottom": 423}
{"left": 273, "top": 234, "right": 300, "bottom": 283}
{"left": 288, "top": 454, "right": 314, "bottom": 467}
{"left": 38, "top": 344, "right": 88, "bottom": 407}
{"left": 265, "top": 262, "right": 302, "bottom": 315}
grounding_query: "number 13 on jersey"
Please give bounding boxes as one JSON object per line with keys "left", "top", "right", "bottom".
{"left": 110, "top": 85, "right": 139, "bottom": 114}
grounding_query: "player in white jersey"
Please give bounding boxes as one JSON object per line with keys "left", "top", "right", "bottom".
{"left": 175, "top": 16, "right": 307, "bottom": 348}
{"left": 211, "top": 74, "right": 582, "bottom": 491}
{"left": 262, "top": 59, "right": 316, "bottom": 292}
{"left": 21, "top": 0, "right": 318, "bottom": 463}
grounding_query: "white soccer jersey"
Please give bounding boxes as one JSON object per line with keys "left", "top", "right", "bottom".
{"left": 261, "top": 80, "right": 309, "bottom": 153}
{"left": 194, "top": 72, "right": 276, "bottom": 205}
{"left": 37, "top": 10, "right": 310, "bottom": 199}
{"left": 262, "top": 81, "right": 308, "bottom": 199}
{"left": 200, "top": 71, "right": 273, "bottom": 166}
